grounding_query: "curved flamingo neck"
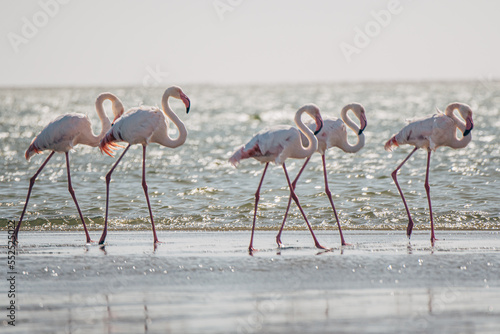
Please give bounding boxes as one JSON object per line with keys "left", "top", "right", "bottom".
{"left": 294, "top": 107, "right": 318, "bottom": 158}
{"left": 160, "top": 90, "right": 188, "bottom": 148}
{"left": 340, "top": 105, "right": 365, "bottom": 153}
{"left": 94, "top": 93, "right": 120, "bottom": 142}
{"left": 444, "top": 104, "right": 472, "bottom": 149}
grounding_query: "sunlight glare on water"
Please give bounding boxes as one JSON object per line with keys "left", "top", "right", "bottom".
{"left": 0, "top": 82, "right": 499, "bottom": 232}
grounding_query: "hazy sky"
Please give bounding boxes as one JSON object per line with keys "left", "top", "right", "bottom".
{"left": 1, "top": 0, "right": 499, "bottom": 86}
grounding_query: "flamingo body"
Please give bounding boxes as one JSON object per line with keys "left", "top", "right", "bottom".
{"left": 316, "top": 118, "right": 347, "bottom": 154}
{"left": 230, "top": 125, "right": 310, "bottom": 165}
{"left": 102, "top": 106, "right": 183, "bottom": 148}
{"left": 385, "top": 113, "right": 460, "bottom": 152}
{"left": 26, "top": 114, "right": 95, "bottom": 159}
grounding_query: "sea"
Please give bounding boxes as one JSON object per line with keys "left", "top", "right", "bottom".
{"left": 1, "top": 81, "right": 499, "bottom": 234}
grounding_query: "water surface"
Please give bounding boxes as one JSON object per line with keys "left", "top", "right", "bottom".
{"left": 1, "top": 82, "right": 499, "bottom": 233}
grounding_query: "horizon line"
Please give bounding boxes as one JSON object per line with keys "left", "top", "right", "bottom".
{"left": 0, "top": 77, "right": 498, "bottom": 89}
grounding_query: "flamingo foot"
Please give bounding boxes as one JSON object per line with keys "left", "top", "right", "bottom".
{"left": 248, "top": 246, "right": 259, "bottom": 255}
{"left": 153, "top": 239, "right": 163, "bottom": 252}
{"left": 431, "top": 235, "right": 438, "bottom": 246}
{"left": 276, "top": 236, "right": 284, "bottom": 248}
{"left": 406, "top": 220, "right": 414, "bottom": 238}
{"left": 314, "top": 242, "right": 331, "bottom": 251}
{"left": 341, "top": 241, "right": 353, "bottom": 247}
{"left": 98, "top": 230, "right": 107, "bottom": 245}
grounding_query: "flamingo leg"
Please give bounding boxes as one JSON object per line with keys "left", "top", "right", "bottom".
{"left": 321, "top": 155, "right": 348, "bottom": 246}
{"left": 141, "top": 145, "right": 159, "bottom": 244}
{"left": 276, "top": 156, "right": 311, "bottom": 247}
{"left": 282, "top": 162, "right": 327, "bottom": 250}
{"left": 12, "top": 151, "right": 55, "bottom": 243}
{"left": 424, "top": 149, "right": 436, "bottom": 245}
{"left": 249, "top": 162, "right": 269, "bottom": 253}
{"left": 99, "top": 144, "right": 131, "bottom": 245}
{"left": 65, "top": 152, "right": 92, "bottom": 243}
{"left": 391, "top": 147, "right": 418, "bottom": 238}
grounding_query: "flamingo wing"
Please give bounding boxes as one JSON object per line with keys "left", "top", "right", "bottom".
{"left": 230, "top": 125, "right": 300, "bottom": 165}
{"left": 111, "top": 107, "right": 163, "bottom": 145}
{"left": 26, "top": 114, "right": 91, "bottom": 160}
{"left": 252, "top": 126, "right": 300, "bottom": 159}
{"left": 392, "top": 116, "right": 436, "bottom": 149}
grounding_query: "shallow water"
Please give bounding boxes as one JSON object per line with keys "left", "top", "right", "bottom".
{"left": 0, "top": 82, "right": 499, "bottom": 233}
{"left": 2, "top": 230, "right": 499, "bottom": 333}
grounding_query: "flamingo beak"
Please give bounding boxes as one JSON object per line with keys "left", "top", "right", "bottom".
{"left": 463, "top": 116, "right": 473, "bottom": 136}
{"left": 314, "top": 117, "right": 323, "bottom": 136}
{"left": 181, "top": 93, "right": 191, "bottom": 114}
{"left": 358, "top": 113, "right": 367, "bottom": 135}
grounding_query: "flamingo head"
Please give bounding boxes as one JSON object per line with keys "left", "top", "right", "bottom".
{"left": 457, "top": 104, "right": 474, "bottom": 137}
{"left": 111, "top": 100, "right": 125, "bottom": 125}
{"left": 166, "top": 86, "right": 191, "bottom": 114}
{"left": 464, "top": 116, "right": 474, "bottom": 137}
{"left": 180, "top": 91, "right": 191, "bottom": 114}
{"left": 303, "top": 104, "right": 323, "bottom": 135}
{"left": 353, "top": 103, "right": 367, "bottom": 135}
{"left": 447, "top": 103, "right": 474, "bottom": 137}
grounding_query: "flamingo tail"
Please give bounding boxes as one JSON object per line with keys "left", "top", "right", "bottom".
{"left": 229, "top": 147, "right": 245, "bottom": 166}
{"left": 99, "top": 132, "right": 124, "bottom": 157}
{"left": 25, "top": 138, "right": 42, "bottom": 161}
{"left": 229, "top": 143, "right": 263, "bottom": 166}
{"left": 384, "top": 136, "right": 399, "bottom": 152}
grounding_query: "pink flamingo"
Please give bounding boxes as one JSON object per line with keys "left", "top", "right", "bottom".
{"left": 385, "top": 102, "right": 474, "bottom": 244}
{"left": 13, "top": 93, "right": 125, "bottom": 244}
{"left": 98, "top": 86, "right": 191, "bottom": 246}
{"left": 276, "top": 103, "right": 367, "bottom": 247}
{"left": 229, "top": 104, "right": 326, "bottom": 253}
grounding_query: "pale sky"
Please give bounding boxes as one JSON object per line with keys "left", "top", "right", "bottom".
{"left": 1, "top": 0, "right": 499, "bottom": 86}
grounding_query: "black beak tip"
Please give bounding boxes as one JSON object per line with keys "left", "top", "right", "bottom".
{"left": 186, "top": 105, "right": 190, "bottom": 114}
{"left": 358, "top": 124, "right": 367, "bottom": 135}
{"left": 463, "top": 129, "right": 471, "bottom": 137}
{"left": 314, "top": 123, "right": 323, "bottom": 136}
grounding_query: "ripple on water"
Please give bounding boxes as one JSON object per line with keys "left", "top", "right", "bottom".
{"left": 1, "top": 83, "right": 499, "bottom": 231}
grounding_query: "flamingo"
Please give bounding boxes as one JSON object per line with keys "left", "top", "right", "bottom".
{"left": 12, "top": 93, "right": 125, "bottom": 244}
{"left": 276, "top": 103, "right": 367, "bottom": 247}
{"left": 229, "top": 104, "right": 326, "bottom": 253}
{"left": 98, "top": 86, "right": 191, "bottom": 246}
{"left": 384, "top": 102, "right": 474, "bottom": 244}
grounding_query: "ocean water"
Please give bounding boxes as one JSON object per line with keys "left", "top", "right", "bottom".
{"left": 0, "top": 82, "right": 499, "bottom": 235}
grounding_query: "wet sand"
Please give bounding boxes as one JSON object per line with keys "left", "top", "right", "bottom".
{"left": 2, "top": 230, "right": 500, "bottom": 333}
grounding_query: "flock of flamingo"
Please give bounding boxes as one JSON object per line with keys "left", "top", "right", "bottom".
{"left": 11, "top": 86, "right": 474, "bottom": 252}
